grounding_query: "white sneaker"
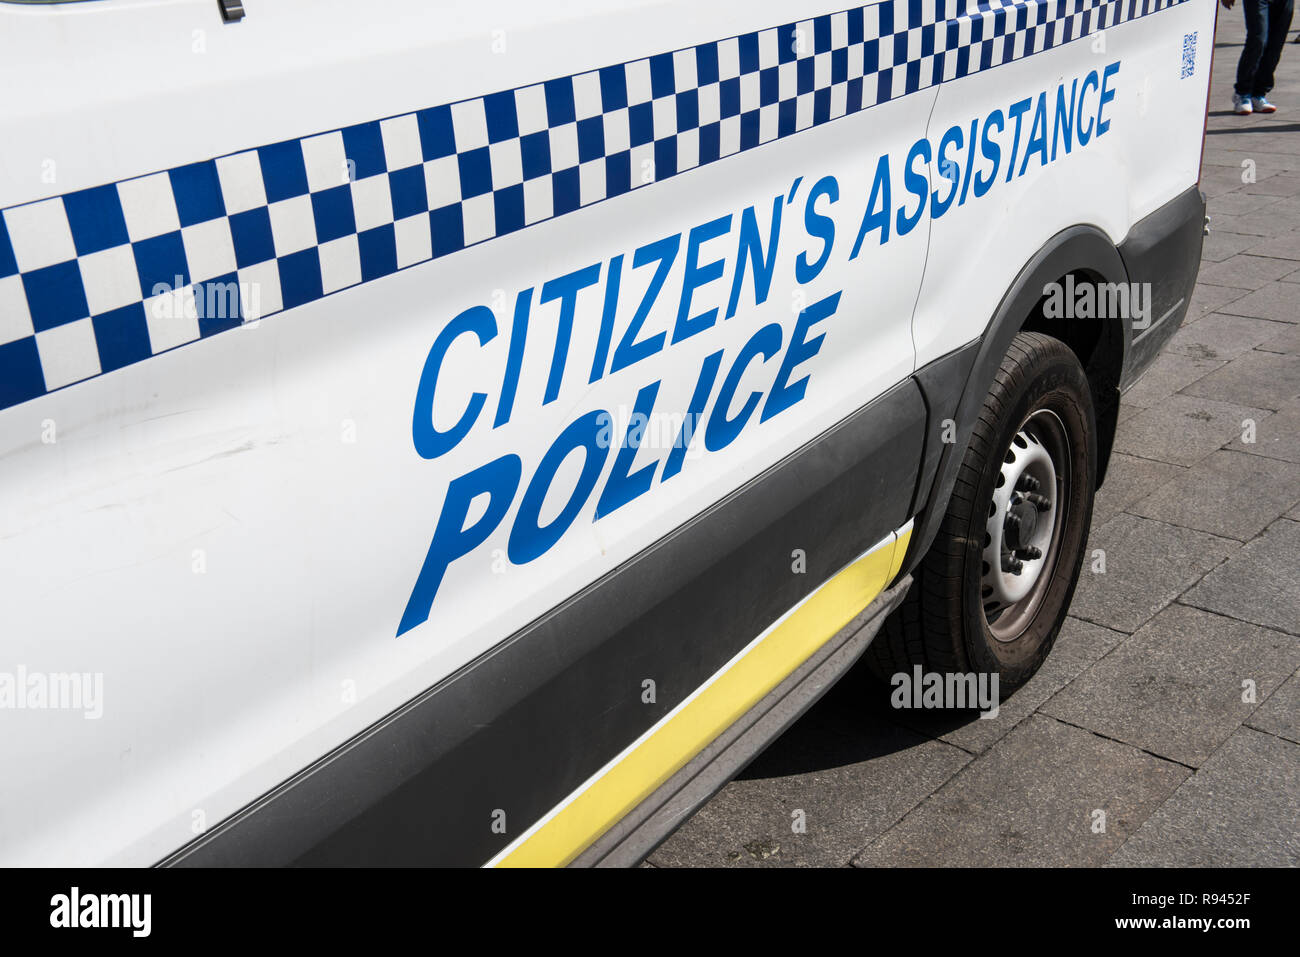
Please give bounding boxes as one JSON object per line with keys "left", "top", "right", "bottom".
{"left": 1233, "top": 93, "right": 1253, "bottom": 114}
{"left": 1251, "top": 96, "right": 1278, "bottom": 113}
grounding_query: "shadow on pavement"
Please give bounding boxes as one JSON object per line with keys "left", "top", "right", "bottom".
{"left": 1206, "top": 121, "right": 1300, "bottom": 133}
{"left": 735, "top": 657, "right": 982, "bottom": 780}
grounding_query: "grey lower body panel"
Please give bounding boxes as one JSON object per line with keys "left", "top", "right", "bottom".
{"left": 1118, "top": 185, "right": 1207, "bottom": 391}
{"left": 573, "top": 575, "right": 912, "bottom": 867}
{"left": 162, "top": 376, "right": 927, "bottom": 868}
{"left": 898, "top": 186, "right": 1207, "bottom": 582}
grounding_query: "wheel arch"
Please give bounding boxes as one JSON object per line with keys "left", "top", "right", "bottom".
{"left": 901, "top": 225, "right": 1131, "bottom": 579}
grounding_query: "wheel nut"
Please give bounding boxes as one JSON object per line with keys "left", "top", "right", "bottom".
{"left": 1018, "top": 475, "right": 1040, "bottom": 493}
{"left": 1026, "top": 492, "right": 1051, "bottom": 511}
{"left": 1018, "top": 546, "right": 1043, "bottom": 560}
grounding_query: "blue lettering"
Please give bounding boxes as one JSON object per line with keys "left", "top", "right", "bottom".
{"left": 725, "top": 198, "right": 782, "bottom": 319}
{"left": 931, "top": 125, "right": 963, "bottom": 219}
{"left": 975, "top": 109, "right": 1003, "bottom": 198}
{"left": 413, "top": 305, "right": 497, "bottom": 460}
{"left": 705, "top": 323, "right": 782, "bottom": 452}
{"left": 896, "top": 138, "right": 930, "bottom": 237}
{"left": 397, "top": 454, "right": 521, "bottom": 636}
{"left": 850, "top": 154, "right": 892, "bottom": 256}
{"left": 508, "top": 411, "right": 609, "bottom": 564}
{"left": 1052, "top": 79, "right": 1077, "bottom": 161}
{"left": 539, "top": 262, "right": 601, "bottom": 404}
{"left": 494, "top": 289, "right": 531, "bottom": 428}
{"left": 664, "top": 350, "right": 724, "bottom": 481}
{"left": 1097, "top": 61, "right": 1120, "bottom": 136}
{"left": 796, "top": 175, "right": 838, "bottom": 284}
{"left": 673, "top": 214, "right": 732, "bottom": 344}
{"left": 1005, "top": 97, "right": 1032, "bottom": 183}
{"left": 761, "top": 291, "right": 840, "bottom": 423}
{"left": 1077, "top": 70, "right": 1099, "bottom": 145}
{"left": 611, "top": 233, "right": 679, "bottom": 374}
{"left": 595, "top": 380, "right": 663, "bottom": 518}
{"left": 1019, "top": 92, "right": 1049, "bottom": 177}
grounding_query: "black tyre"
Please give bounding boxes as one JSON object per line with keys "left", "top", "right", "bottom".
{"left": 869, "top": 331, "right": 1097, "bottom": 693}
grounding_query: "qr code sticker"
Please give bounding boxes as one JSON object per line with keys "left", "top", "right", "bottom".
{"left": 1181, "top": 32, "right": 1197, "bottom": 79}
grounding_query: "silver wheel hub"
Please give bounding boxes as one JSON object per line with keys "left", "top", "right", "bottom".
{"left": 983, "top": 426, "right": 1058, "bottom": 610}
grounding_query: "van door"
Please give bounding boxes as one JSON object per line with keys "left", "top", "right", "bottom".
{"left": 913, "top": 0, "right": 1216, "bottom": 368}
{"left": 0, "top": 0, "right": 929, "bottom": 865}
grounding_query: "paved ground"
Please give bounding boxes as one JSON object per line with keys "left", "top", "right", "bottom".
{"left": 655, "top": 12, "right": 1300, "bottom": 868}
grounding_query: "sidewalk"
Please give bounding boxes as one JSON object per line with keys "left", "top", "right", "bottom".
{"left": 655, "top": 8, "right": 1300, "bottom": 868}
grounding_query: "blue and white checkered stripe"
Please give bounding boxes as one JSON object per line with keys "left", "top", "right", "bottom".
{"left": 0, "top": 0, "right": 1190, "bottom": 413}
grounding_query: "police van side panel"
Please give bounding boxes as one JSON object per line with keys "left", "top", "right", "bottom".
{"left": 0, "top": 0, "right": 927, "bottom": 866}
{"left": 894, "top": 0, "right": 1213, "bottom": 592}
{"left": 866, "top": 0, "right": 1211, "bottom": 703}
{"left": 0, "top": 0, "right": 1210, "bottom": 868}
{"left": 916, "top": 0, "right": 1212, "bottom": 375}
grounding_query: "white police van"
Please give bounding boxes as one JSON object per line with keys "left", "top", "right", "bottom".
{"left": 0, "top": 0, "right": 1213, "bottom": 866}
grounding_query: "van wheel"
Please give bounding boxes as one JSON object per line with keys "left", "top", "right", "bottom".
{"left": 869, "top": 332, "right": 1097, "bottom": 694}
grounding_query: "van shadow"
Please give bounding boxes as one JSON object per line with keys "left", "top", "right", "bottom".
{"left": 735, "top": 661, "right": 981, "bottom": 780}
{"left": 1205, "top": 121, "right": 1300, "bottom": 133}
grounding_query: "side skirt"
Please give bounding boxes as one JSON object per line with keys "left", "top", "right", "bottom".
{"left": 571, "top": 571, "right": 913, "bottom": 868}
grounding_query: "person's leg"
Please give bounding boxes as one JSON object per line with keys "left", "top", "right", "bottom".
{"left": 1251, "top": 0, "right": 1295, "bottom": 96}
{"left": 1236, "top": 0, "right": 1270, "bottom": 96}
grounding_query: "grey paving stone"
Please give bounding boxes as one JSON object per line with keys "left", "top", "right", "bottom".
{"left": 1197, "top": 254, "right": 1299, "bottom": 290}
{"left": 1258, "top": 322, "right": 1300, "bottom": 354}
{"left": 1282, "top": 266, "right": 1300, "bottom": 283}
{"left": 1216, "top": 281, "right": 1300, "bottom": 323}
{"left": 1200, "top": 230, "right": 1259, "bottom": 263}
{"left": 1113, "top": 393, "right": 1272, "bottom": 467}
{"left": 1208, "top": 192, "right": 1277, "bottom": 219}
{"left": 1185, "top": 282, "right": 1253, "bottom": 323}
{"left": 1121, "top": 352, "right": 1224, "bottom": 409}
{"left": 647, "top": 713, "right": 970, "bottom": 867}
{"left": 1184, "top": 282, "right": 1254, "bottom": 322}
{"left": 1202, "top": 149, "right": 1300, "bottom": 175}
{"left": 1247, "top": 670, "right": 1300, "bottom": 745}
{"left": 1223, "top": 401, "right": 1300, "bottom": 463}
{"left": 1182, "top": 518, "right": 1300, "bottom": 636}
{"left": 1225, "top": 135, "right": 1300, "bottom": 158}
{"left": 1107, "top": 728, "right": 1300, "bottom": 866}
{"left": 1242, "top": 231, "right": 1300, "bottom": 259}
{"left": 1069, "top": 513, "right": 1239, "bottom": 634}
{"left": 1117, "top": 400, "right": 1143, "bottom": 425}
{"left": 1198, "top": 163, "right": 1255, "bottom": 199}
{"left": 1205, "top": 210, "right": 1292, "bottom": 238}
{"left": 1041, "top": 604, "right": 1299, "bottom": 767}
{"left": 1166, "top": 313, "right": 1285, "bottom": 361}
{"left": 851, "top": 716, "right": 1188, "bottom": 867}
{"left": 892, "top": 617, "right": 1127, "bottom": 755}
{"left": 1180, "top": 349, "right": 1300, "bottom": 410}
{"left": 1238, "top": 202, "right": 1300, "bottom": 234}
{"left": 1127, "top": 450, "right": 1300, "bottom": 541}
{"left": 1092, "top": 453, "right": 1185, "bottom": 528}
{"left": 1138, "top": 447, "right": 1300, "bottom": 538}
{"left": 1243, "top": 172, "right": 1300, "bottom": 197}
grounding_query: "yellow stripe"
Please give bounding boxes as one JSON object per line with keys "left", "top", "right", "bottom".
{"left": 887, "top": 525, "right": 912, "bottom": 584}
{"left": 492, "top": 526, "right": 912, "bottom": 868}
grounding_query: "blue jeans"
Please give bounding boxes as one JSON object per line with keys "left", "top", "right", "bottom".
{"left": 1236, "top": 0, "right": 1295, "bottom": 97}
